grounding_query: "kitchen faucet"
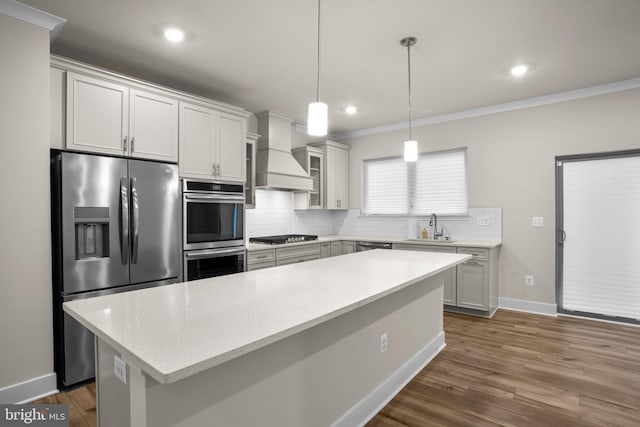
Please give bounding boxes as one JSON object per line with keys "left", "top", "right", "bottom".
{"left": 429, "top": 213, "right": 443, "bottom": 240}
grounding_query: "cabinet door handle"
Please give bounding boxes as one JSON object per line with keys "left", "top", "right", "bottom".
{"left": 131, "top": 137, "right": 135, "bottom": 152}
{"left": 123, "top": 136, "right": 128, "bottom": 151}
{"left": 212, "top": 163, "right": 217, "bottom": 176}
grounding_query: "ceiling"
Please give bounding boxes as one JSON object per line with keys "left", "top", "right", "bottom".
{"left": 22, "top": 0, "right": 640, "bottom": 135}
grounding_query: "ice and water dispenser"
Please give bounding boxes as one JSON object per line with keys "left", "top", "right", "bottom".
{"left": 74, "top": 207, "right": 109, "bottom": 259}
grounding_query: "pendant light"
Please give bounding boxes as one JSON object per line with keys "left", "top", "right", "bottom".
{"left": 401, "top": 36, "right": 418, "bottom": 162}
{"left": 307, "top": 0, "right": 328, "bottom": 136}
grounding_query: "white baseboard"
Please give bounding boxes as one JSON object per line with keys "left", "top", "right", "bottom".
{"left": 0, "top": 373, "right": 58, "bottom": 404}
{"left": 499, "top": 297, "right": 557, "bottom": 317}
{"left": 333, "top": 331, "right": 446, "bottom": 427}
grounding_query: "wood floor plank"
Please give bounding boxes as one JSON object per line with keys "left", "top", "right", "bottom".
{"left": 31, "top": 310, "right": 640, "bottom": 426}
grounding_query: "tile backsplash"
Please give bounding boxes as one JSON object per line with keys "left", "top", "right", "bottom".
{"left": 246, "top": 189, "right": 502, "bottom": 241}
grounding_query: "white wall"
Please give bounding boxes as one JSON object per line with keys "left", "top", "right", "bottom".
{"left": 0, "top": 14, "right": 54, "bottom": 399}
{"left": 343, "top": 88, "right": 640, "bottom": 305}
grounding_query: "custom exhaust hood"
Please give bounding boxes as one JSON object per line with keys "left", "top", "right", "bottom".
{"left": 255, "top": 111, "right": 314, "bottom": 191}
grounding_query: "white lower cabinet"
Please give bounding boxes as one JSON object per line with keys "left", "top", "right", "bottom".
{"left": 393, "top": 244, "right": 458, "bottom": 305}
{"left": 456, "top": 259, "right": 489, "bottom": 310}
{"left": 246, "top": 249, "right": 275, "bottom": 271}
{"left": 320, "top": 243, "right": 331, "bottom": 258}
{"left": 330, "top": 242, "right": 341, "bottom": 257}
{"left": 276, "top": 244, "right": 321, "bottom": 266}
{"left": 341, "top": 241, "right": 356, "bottom": 255}
{"left": 247, "top": 240, "right": 353, "bottom": 271}
{"left": 393, "top": 243, "right": 499, "bottom": 316}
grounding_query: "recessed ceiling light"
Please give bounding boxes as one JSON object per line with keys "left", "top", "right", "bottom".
{"left": 164, "top": 27, "right": 185, "bottom": 43}
{"left": 510, "top": 64, "right": 529, "bottom": 77}
{"left": 345, "top": 105, "right": 357, "bottom": 115}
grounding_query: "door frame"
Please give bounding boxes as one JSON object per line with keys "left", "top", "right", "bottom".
{"left": 555, "top": 148, "right": 640, "bottom": 323}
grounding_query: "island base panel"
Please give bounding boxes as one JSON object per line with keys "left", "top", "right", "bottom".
{"left": 96, "top": 273, "right": 446, "bottom": 427}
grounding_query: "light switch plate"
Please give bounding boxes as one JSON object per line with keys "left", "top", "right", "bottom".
{"left": 532, "top": 217, "right": 544, "bottom": 227}
{"left": 114, "top": 355, "right": 127, "bottom": 384}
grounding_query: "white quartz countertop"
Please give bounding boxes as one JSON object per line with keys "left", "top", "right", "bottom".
{"left": 63, "top": 250, "right": 470, "bottom": 384}
{"left": 246, "top": 235, "right": 502, "bottom": 251}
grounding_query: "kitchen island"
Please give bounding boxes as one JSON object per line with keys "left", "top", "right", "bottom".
{"left": 64, "top": 249, "right": 470, "bottom": 427}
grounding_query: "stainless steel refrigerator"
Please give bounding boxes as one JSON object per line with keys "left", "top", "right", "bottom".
{"left": 50, "top": 150, "right": 180, "bottom": 388}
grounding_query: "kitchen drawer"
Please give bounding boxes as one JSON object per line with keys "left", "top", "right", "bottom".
{"left": 457, "top": 247, "right": 489, "bottom": 260}
{"left": 247, "top": 260, "right": 275, "bottom": 271}
{"left": 276, "top": 244, "right": 321, "bottom": 259}
{"left": 247, "top": 249, "right": 275, "bottom": 264}
{"left": 393, "top": 243, "right": 457, "bottom": 253}
{"left": 276, "top": 253, "right": 320, "bottom": 266}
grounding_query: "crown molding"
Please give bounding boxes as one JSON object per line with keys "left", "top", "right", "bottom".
{"left": 326, "top": 77, "right": 640, "bottom": 141}
{"left": 0, "top": 0, "right": 66, "bottom": 39}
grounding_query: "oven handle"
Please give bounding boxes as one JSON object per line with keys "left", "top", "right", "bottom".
{"left": 185, "top": 248, "right": 245, "bottom": 260}
{"left": 184, "top": 193, "right": 245, "bottom": 203}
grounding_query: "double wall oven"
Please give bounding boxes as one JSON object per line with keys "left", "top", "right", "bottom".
{"left": 182, "top": 180, "right": 245, "bottom": 281}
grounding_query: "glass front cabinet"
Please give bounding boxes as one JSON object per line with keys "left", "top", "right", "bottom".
{"left": 245, "top": 132, "right": 259, "bottom": 209}
{"left": 292, "top": 146, "right": 324, "bottom": 209}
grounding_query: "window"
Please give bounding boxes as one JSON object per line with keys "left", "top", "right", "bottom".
{"left": 363, "top": 157, "right": 408, "bottom": 214}
{"left": 363, "top": 148, "right": 468, "bottom": 216}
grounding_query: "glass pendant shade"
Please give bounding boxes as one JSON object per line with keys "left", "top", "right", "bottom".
{"left": 307, "top": 101, "right": 328, "bottom": 136}
{"left": 404, "top": 139, "right": 418, "bottom": 162}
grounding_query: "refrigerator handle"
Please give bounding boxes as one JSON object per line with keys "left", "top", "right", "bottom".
{"left": 119, "top": 177, "right": 129, "bottom": 264}
{"left": 131, "top": 177, "right": 140, "bottom": 264}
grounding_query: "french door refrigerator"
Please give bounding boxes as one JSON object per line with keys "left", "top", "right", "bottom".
{"left": 51, "top": 150, "right": 180, "bottom": 388}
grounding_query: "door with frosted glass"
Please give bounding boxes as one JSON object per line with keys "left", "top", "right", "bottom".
{"left": 556, "top": 151, "right": 640, "bottom": 324}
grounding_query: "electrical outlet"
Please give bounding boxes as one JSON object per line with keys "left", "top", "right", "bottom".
{"left": 525, "top": 275, "right": 534, "bottom": 286}
{"left": 532, "top": 217, "right": 544, "bottom": 227}
{"left": 114, "top": 355, "right": 127, "bottom": 384}
{"left": 380, "top": 333, "right": 388, "bottom": 353}
{"left": 476, "top": 216, "right": 490, "bottom": 226}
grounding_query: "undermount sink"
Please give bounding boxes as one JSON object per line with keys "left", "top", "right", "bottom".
{"left": 405, "top": 238, "right": 456, "bottom": 244}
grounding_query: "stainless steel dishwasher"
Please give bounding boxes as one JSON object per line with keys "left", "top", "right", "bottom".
{"left": 356, "top": 241, "right": 393, "bottom": 252}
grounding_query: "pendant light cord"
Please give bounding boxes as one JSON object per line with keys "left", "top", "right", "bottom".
{"left": 407, "top": 42, "right": 413, "bottom": 140}
{"left": 316, "top": 0, "right": 321, "bottom": 102}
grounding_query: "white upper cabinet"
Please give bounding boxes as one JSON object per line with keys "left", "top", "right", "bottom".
{"left": 326, "top": 144, "right": 349, "bottom": 209}
{"left": 66, "top": 72, "right": 129, "bottom": 156}
{"left": 292, "top": 146, "right": 324, "bottom": 209}
{"left": 309, "top": 141, "right": 350, "bottom": 210}
{"left": 53, "top": 57, "right": 250, "bottom": 170}
{"left": 216, "top": 112, "right": 246, "bottom": 183}
{"left": 129, "top": 89, "right": 178, "bottom": 162}
{"left": 66, "top": 72, "right": 178, "bottom": 161}
{"left": 179, "top": 102, "right": 215, "bottom": 178}
{"left": 179, "top": 102, "right": 246, "bottom": 183}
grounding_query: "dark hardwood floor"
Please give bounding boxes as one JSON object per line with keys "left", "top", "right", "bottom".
{"left": 34, "top": 310, "right": 640, "bottom": 426}
{"left": 369, "top": 310, "right": 640, "bottom": 427}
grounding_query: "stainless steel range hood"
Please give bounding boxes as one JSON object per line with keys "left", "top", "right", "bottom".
{"left": 255, "top": 111, "right": 313, "bottom": 191}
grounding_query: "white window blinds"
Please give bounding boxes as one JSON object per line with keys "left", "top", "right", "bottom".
{"left": 561, "top": 155, "right": 640, "bottom": 321}
{"left": 363, "top": 148, "right": 468, "bottom": 216}
{"left": 363, "top": 157, "right": 408, "bottom": 214}
{"left": 413, "top": 149, "right": 468, "bottom": 215}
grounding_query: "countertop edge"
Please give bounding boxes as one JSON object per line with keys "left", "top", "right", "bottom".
{"left": 246, "top": 235, "right": 502, "bottom": 251}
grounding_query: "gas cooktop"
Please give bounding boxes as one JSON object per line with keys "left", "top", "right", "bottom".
{"left": 249, "top": 234, "right": 318, "bottom": 245}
